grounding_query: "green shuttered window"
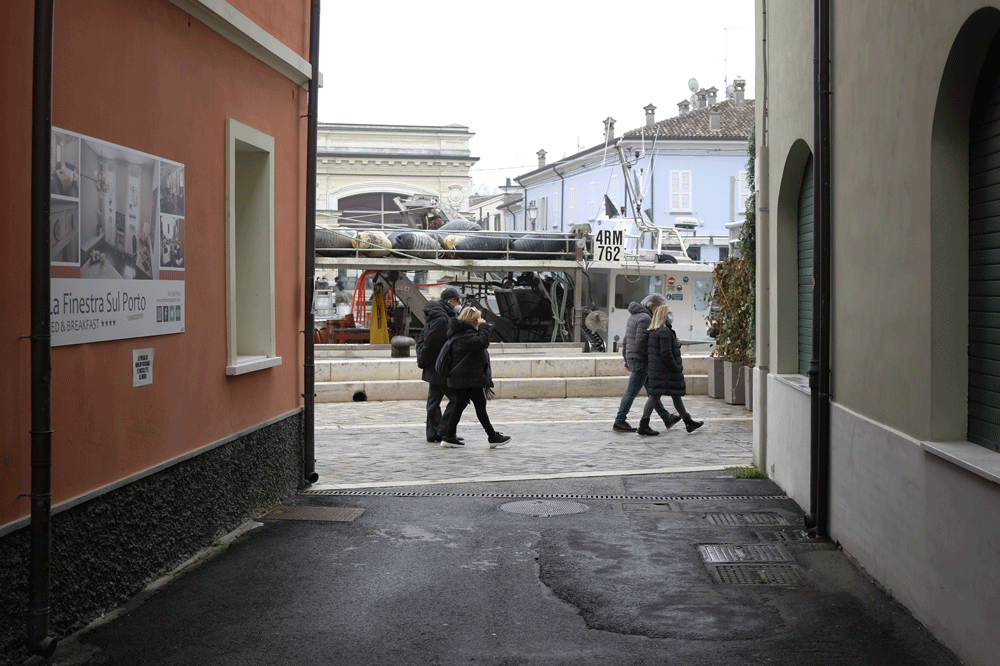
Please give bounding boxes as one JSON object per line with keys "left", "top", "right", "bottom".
{"left": 969, "top": 35, "right": 1000, "bottom": 452}
{"left": 798, "top": 155, "right": 815, "bottom": 377}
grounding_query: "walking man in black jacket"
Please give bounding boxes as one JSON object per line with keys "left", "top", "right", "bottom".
{"left": 416, "top": 287, "right": 464, "bottom": 443}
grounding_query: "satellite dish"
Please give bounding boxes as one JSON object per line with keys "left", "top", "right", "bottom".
{"left": 585, "top": 309, "right": 610, "bottom": 332}
{"left": 726, "top": 84, "right": 735, "bottom": 98}
{"left": 690, "top": 94, "right": 697, "bottom": 106}
{"left": 688, "top": 78, "right": 699, "bottom": 92}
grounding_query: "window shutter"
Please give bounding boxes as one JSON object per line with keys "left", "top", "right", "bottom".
{"left": 969, "top": 39, "right": 1000, "bottom": 452}
{"left": 798, "top": 156, "right": 815, "bottom": 377}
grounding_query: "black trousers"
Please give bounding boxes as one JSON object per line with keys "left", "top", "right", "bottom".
{"left": 443, "top": 387, "right": 496, "bottom": 438}
{"left": 425, "top": 383, "right": 458, "bottom": 440}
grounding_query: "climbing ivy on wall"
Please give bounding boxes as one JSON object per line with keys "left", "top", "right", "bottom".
{"left": 710, "top": 125, "right": 756, "bottom": 366}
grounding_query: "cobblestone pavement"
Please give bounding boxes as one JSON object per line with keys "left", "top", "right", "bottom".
{"left": 312, "top": 394, "right": 753, "bottom": 489}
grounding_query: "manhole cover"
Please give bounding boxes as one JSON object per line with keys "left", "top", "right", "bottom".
{"left": 699, "top": 544, "right": 792, "bottom": 563}
{"left": 709, "top": 563, "right": 804, "bottom": 585}
{"left": 261, "top": 506, "right": 365, "bottom": 522}
{"left": 499, "top": 500, "right": 589, "bottom": 517}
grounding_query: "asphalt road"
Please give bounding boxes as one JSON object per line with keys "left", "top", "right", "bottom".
{"left": 43, "top": 473, "right": 962, "bottom": 666}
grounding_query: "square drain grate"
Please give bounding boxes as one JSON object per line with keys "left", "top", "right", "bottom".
{"left": 261, "top": 506, "right": 365, "bottom": 522}
{"left": 757, "top": 530, "right": 809, "bottom": 541}
{"left": 622, "top": 502, "right": 680, "bottom": 512}
{"left": 710, "top": 563, "right": 804, "bottom": 585}
{"left": 705, "top": 512, "right": 788, "bottom": 526}
{"left": 699, "top": 544, "right": 792, "bottom": 563}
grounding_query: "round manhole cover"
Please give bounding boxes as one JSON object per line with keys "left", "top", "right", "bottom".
{"left": 499, "top": 500, "right": 589, "bottom": 517}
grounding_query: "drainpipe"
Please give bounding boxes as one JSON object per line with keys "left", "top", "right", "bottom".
{"left": 28, "top": 0, "right": 58, "bottom": 658}
{"left": 302, "top": 0, "right": 320, "bottom": 485}
{"left": 552, "top": 165, "right": 566, "bottom": 233}
{"left": 808, "top": 0, "right": 832, "bottom": 537}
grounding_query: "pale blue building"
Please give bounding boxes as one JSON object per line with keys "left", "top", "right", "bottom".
{"left": 516, "top": 81, "right": 754, "bottom": 263}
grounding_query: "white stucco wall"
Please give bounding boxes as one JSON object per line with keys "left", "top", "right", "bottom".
{"left": 756, "top": 2, "right": 1000, "bottom": 665}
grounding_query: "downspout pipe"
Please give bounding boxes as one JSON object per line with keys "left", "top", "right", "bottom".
{"left": 28, "top": 0, "right": 58, "bottom": 657}
{"left": 553, "top": 165, "right": 566, "bottom": 233}
{"left": 808, "top": 0, "right": 832, "bottom": 537}
{"left": 302, "top": 0, "right": 320, "bottom": 485}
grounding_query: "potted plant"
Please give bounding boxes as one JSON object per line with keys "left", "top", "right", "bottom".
{"left": 335, "top": 288, "right": 352, "bottom": 316}
{"left": 710, "top": 126, "right": 756, "bottom": 405}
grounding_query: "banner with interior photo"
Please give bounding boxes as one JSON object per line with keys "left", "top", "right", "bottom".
{"left": 49, "top": 128, "right": 185, "bottom": 346}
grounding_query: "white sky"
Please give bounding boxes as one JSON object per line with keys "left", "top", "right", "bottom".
{"left": 317, "top": 0, "right": 756, "bottom": 191}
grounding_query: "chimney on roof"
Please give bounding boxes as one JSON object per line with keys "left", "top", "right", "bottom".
{"left": 644, "top": 103, "right": 656, "bottom": 126}
{"left": 708, "top": 105, "right": 722, "bottom": 132}
{"left": 733, "top": 78, "right": 746, "bottom": 107}
{"left": 537, "top": 149, "right": 547, "bottom": 169}
{"left": 678, "top": 99, "right": 691, "bottom": 115}
{"left": 707, "top": 87, "right": 718, "bottom": 106}
{"left": 603, "top": 116, "right": 616, "bottom": 142}
{"left": 696, "top": 89, "right": 708, "bottom": 110}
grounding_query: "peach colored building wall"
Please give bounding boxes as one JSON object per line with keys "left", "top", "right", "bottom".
{"left": 1, "top": 0, "right": 309, "bottom": 528}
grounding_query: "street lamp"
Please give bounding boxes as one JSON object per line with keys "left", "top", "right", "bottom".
{"left": 525, "top": 200, "right": 538, "bottom": 231}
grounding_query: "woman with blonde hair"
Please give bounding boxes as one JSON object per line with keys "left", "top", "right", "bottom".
{"left": 638, "top": 305, "right": 703, "bottom": 435}
{"left": 438, "top": 306, "right": 510, "bottom": 448}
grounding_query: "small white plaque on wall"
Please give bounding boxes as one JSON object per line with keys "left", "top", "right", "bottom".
{"left": 133, "top": 348, "right": 154, "bottom": 387}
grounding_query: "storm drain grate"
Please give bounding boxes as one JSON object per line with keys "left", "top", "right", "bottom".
{"left": 300, "top": 490, "right": 787, "bottom": 502}
{"left": 499, "top": 500, "right": 589, "bottom": 517}
{"left": 757, "top": 530, "right": 810, "bottom": 541}
{"left": 710, "top": 563, "right": 804, "bottom": 585}
{"left": 705, "top": 512, "right": 788, "bottom": 526}
{"left": 699, "top": 544, "right": 792, "bottom": 563}
{"left": 261, "top": 506, "right": 365, "bottom": 522}
{"left": 622, "top": 502, "right": 681, "bottom": 512}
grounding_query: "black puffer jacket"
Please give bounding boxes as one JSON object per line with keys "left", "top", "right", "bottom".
{"left": 416, "top": 298, "right": 456, "bottom": 384}
{"left": 646, "top": 322, "right": 686, "bottom": 397}
{"left": 622, "top": 302, "right": 654, "bottom": 366}
{"left": 444, "top": 318, "right": 493, "bottom": 390}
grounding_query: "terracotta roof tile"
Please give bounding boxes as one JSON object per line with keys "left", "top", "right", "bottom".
{"left": 622, "top": 99, "right": 755, "bottom": 140}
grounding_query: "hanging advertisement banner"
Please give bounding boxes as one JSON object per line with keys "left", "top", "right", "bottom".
{"left": 49, "top": 128, "right": 185, "bottom": 346}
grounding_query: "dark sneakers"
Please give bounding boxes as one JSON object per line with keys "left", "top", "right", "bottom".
{"left": 613, "top": 421, "right": 637, "bottom": 432}
{"left": 440, "top": 436, "right": 464, "bottom": 448}
{"left": 431, "top": 435, "right": 463, "bottom": 444}
{"left": 488, "top": 432, "right": 510, "bottom": 448}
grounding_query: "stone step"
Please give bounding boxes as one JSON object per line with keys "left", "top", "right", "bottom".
{"left": 315, "top": 354, "right": 708, "bottom": 383}
{"left": 315, "top": 375, "right": 708, "bottom": 403}
{"left": 315, "top": 342, "right": 588, "bottom": 359}
{"left": 314, "top": 353, "right": 709, "bottom": 403}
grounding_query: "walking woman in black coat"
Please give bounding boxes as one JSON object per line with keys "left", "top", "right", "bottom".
{"left": 439, "top": 307, "right": 510, "bottom": 448}
{"left": 638, "top": 306, "right": 704, "bottom": 435}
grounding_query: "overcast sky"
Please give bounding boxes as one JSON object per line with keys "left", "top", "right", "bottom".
{"left": 317, "top": 0, "right": 756, "bottom": 191}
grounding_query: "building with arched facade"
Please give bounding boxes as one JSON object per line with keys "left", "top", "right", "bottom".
{"left": 755, "top": 3, "right": 1000, "bottom": 666}
{"left": 316, "top": 123, "right": 478, "bottom": 230}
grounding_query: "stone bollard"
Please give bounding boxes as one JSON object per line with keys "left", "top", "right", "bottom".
{"left": 390, "top": 335, "right": 416, "bottom": 358}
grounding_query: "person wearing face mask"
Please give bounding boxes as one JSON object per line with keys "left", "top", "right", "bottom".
{"left": 640, "top": 305, "right": 704, "bottom": 435}
{"left": 415, "top": 287, "right": 464, "bottom": 443}
{"left": 439, "top": 306, "right": 510, "bottom": 448}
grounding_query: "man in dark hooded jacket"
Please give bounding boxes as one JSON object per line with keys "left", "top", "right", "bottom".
{"left": 416, "top": 287, "right": 464, "bottom": 442}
